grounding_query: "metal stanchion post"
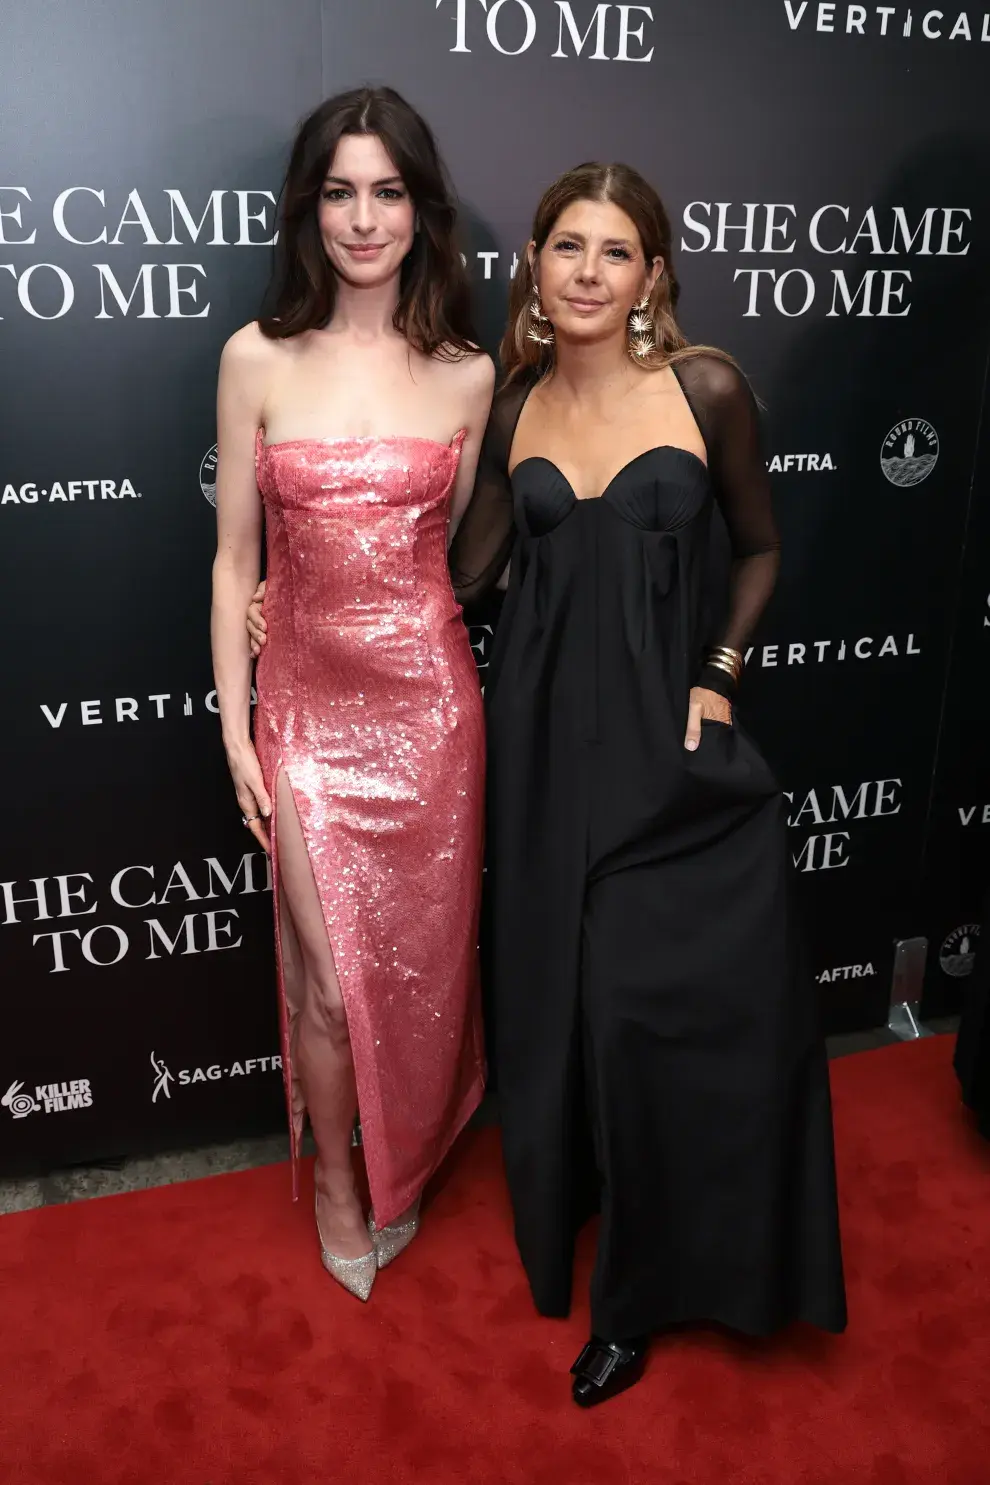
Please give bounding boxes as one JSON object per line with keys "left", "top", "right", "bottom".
{"left": 887, "top": 937, "right": 934, "bottom": 1040}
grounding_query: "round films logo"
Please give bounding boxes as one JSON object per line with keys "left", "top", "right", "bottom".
{"left": 939, "top": 923, "right": 979, "bottom": 979}
{"left": 880, "top": 419, "right": 939, "bottom": 487}
{"left": 199, "top": 444, "right": 218, "bottom": 507}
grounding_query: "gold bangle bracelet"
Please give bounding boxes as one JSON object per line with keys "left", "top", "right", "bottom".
{"left": 706, "top": 657, "right": 738, "bottom": 679}
{"left": 707, "top": 653, "right": 742, "bottom": 676}
{"left": 709, "top": 646, "right": 743, "bottom": 668}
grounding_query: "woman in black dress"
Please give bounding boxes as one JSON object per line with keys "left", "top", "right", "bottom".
{"left": 448, "top": 163, "right": 847, "bottom": 1406}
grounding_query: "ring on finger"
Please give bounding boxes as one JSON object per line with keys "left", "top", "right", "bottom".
{"left": 242, "top": 814, "right": 261, "bottom": 825}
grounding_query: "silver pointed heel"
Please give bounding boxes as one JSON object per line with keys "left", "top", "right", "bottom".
{"left": 315, "top": 1193, "right": 376, "bottom": 1302}
{"left": 368, "top": 1198, "right": 422, "bottom": 1269}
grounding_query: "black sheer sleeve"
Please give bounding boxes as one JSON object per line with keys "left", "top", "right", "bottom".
{"left": 448, "top": 376, "right": 534, "bottom": 606}
{"left": 673, "top": 354, "right": 781, "bottom": 700}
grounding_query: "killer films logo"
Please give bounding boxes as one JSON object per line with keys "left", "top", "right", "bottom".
{"left": 2, "top": 1078, "right": 93, "bottom": 1119}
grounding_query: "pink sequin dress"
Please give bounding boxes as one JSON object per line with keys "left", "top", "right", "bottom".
{"left": 254, "top": 430, "right": 486, "bottom": 1226}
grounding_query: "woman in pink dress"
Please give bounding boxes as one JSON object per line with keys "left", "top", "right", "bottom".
{"left": 210, "top": 87, "right": 494, "bottom": 1301}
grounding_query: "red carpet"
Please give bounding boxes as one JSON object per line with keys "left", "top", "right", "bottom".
{"left": 2, "top": 1036, "right": 989, "bottom": 1485}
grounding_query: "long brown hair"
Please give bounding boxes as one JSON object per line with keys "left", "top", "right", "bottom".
{"left": 501, "top": 161, "right": 735, "bottom": 382}
{"left": 259, "top": 87, "right": 476, "bottom": 358}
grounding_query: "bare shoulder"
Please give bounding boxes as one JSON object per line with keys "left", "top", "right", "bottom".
{"left": 464, "top": 346, "right": 497, "bottom": 395}
{"left": 435, "top": 344, "right": 496, "bottom": 397}
{"left": 430, "top": 347, "right": 496, "bottom": 435}
{"left": 220, "top": 320, "right": 283, "bottom": 376}
{"left": 219, "top": 323, "right": 290, "bottom": 423}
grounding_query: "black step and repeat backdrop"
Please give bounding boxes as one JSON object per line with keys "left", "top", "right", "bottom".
{"left": 1, "top": 0, "right": 988, "bottom": 1173}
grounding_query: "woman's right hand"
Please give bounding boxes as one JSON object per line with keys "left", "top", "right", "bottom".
{"left": 247, "top": 579, "right": 268, "bottom": 657}
{"left": 226, "top": 740, "right": 272, "bottom": 854}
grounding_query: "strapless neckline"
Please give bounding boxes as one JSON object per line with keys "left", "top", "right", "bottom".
{"left": 511, "top": 445, "right": 708, "bottom": 505}
{"left": 259, "top": 429, "right": 467, "bottom": 454}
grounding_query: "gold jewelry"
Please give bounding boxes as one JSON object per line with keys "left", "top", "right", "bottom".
{"left": 706, "top": 646, "right": 744, "bottom": 682}
{"left": 527, "top": 288, "right": 554, "bottom": 348}
{"left": 628, "top": 293, "right": 655, "bottom": 360}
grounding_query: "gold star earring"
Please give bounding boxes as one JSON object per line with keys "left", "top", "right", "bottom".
{"left": 527, "top": 287, "right": 554, "bottom": 348}
{"left": 628, "top": 292, "right": 655, "bottom": 360}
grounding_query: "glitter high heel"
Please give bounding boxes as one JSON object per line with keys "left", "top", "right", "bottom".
{"left": 315, "top": 1192, "right": 376, "bottom": 1302}
{"left": 368, "top": 1198, "right": 421, "bottom": 1269}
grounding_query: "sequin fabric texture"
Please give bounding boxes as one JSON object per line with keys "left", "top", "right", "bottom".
{"left": 254, "top": 431, "right": 486, "bottom": 1227}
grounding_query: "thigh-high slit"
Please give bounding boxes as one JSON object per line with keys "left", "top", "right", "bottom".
{"left": 253, "top": 431, "right": 487, "bottom": 1227}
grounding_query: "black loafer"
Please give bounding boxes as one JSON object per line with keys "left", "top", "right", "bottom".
{"left": 570, "top": 1335, "right": 649, "bottom": 1408}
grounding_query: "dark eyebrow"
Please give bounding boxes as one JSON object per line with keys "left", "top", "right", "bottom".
{"left": 323, "top": 174, "right": 404, "bottom": 188}
{"left": 550, "top": 229, "right": 636, "bottom": 250}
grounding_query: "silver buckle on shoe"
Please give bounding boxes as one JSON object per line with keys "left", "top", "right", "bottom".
{"left": 571, "top": 1341, "right": 619, "bottom": 1387}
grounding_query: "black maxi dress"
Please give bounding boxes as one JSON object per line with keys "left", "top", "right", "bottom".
{"left": 449, "top": 354, "right": 847, "bottom": 1342}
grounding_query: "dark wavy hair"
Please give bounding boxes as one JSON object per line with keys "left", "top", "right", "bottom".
{"left": 502, "top": 161, "right": 736, "bottom": 382}
{"left": 259, "top": 87, "right": 476, "bottom": 358}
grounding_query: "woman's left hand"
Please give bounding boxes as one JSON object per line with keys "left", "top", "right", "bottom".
{"left": 684, "top": 686, "right": 732, "bottom": 750}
